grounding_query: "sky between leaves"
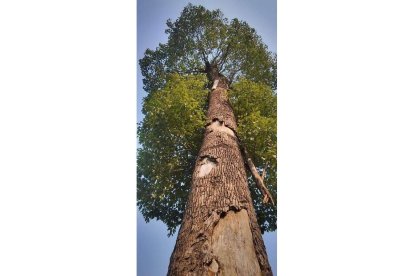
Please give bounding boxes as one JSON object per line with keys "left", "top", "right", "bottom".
{"left": 137, "top": 0, "right": 277, "bottom": 275}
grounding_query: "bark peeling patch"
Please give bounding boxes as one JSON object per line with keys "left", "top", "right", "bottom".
{"left": 208, "top": 259, "right": 219, "bottom": 275}
{"left": 207, "top": 120, "right": 235, "bottom": 137}
{"left": 198, "top": 156, "right": 218, "bottom": 177}
{"left": 212, "top": 79, "right": 219, "bottom": 90}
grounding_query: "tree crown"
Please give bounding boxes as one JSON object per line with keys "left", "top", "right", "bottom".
{"left": 139, "top": 4, "right": 277, "bottom": 93}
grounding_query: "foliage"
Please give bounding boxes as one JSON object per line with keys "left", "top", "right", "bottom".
{"left": 139, "top": 4, "right": 277, "bottom": 93}
{"left": 138, "top": 4, "right": 277, "bottom": 235}
{"left": 137, "top": 74, "right": 208, "bottom": 235}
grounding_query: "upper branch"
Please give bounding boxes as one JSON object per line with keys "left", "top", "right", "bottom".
{"left": 167, "top": 68, "right": 206, "bottom": 75}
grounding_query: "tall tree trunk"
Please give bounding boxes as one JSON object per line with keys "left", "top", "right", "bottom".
{"left": 167, "top": 68, "right": 273, "bottom": 276}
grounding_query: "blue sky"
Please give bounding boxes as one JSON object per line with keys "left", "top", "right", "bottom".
{"left": 137, "top": 1, "right": 277, "bottom": 275}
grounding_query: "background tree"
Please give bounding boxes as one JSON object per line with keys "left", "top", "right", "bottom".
{"left": 138, "top": 4, "right": 277, "bottom": 275}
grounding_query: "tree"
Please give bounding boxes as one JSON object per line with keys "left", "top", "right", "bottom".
{"left": 138, "top": 4, "right": 276, "bottom": 275}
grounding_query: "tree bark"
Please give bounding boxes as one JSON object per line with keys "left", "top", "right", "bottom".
{"left": 167, "top": 68, "right": 273, "bottom": 276}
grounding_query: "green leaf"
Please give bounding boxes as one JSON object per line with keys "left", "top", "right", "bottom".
{"left": 137, "top": 74, "right": 208, "bottom": 235}
{"left": 139, "top": 4, "right": 277, "bottom": 94}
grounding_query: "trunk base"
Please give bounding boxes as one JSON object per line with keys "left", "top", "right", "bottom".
{"left": 210, "top": 209, "right": 262, "bottom": 276}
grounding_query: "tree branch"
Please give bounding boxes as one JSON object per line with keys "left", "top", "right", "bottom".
{"left": 166, "top": 68, "right": 206, "bottom": 75}
{"left": 228, "top": 68, "right": 242, "bottom": 84}
{"left": 201, "top": 50, "right": 209, "bottom": 64}
{"left": 238, "top": 140, "right": 275, "bottom": 205}
{"left": 218, "top": 42, "right": 231, "bottom": 70}
{"left": 195, "top": 29, "right": 209, "bottom": 64}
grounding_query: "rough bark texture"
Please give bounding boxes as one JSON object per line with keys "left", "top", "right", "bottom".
{"left": 167, "top": 72, "right": 272, "bottom": 276}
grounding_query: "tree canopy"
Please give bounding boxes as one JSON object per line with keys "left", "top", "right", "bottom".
{"left": 139, "top": 4, "right": 277, "bottom": 92}
{"left": 138, "top": 4, "right": 277, "bottom": 236}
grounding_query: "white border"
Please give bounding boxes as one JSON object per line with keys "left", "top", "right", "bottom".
{"left": 0, "top": 1, "right": 136, "bottom": 275}
{"left": 278, "top": 0, "right": 414, "bottom": 275}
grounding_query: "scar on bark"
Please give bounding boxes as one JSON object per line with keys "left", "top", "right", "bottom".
{"left": 206, "top": 119, "right": 235, "bottom": 137}
{"left": 212, "top": 79, "right": 219, "bottom": 90}
{"left": 198, "top": 155, "right": 218, "bottom": 177}
{"left": 238, "top": 138, "right": 275, "bottom": 205}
